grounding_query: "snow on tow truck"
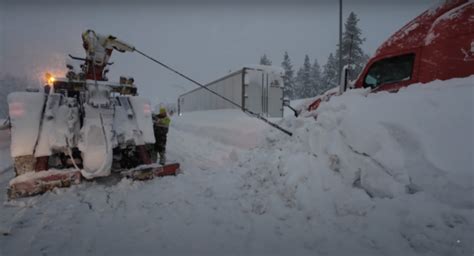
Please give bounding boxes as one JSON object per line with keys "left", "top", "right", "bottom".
{"left": 305, "top": 0, "right": 473, "bottom": 114}
{"left": 7, "top": 30, "right": 180, "bottom": 199}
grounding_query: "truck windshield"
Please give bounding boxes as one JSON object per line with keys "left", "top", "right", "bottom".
{"left": 364, "top": 53, "right": 415, "bottom": 88}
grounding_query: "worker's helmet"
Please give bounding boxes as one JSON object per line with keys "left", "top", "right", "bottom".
{"left": 159, "top": 107, "right": 167, "bottom": 114}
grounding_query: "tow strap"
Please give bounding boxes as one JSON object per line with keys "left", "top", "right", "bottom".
{"left": 134, "top": 48, "right": 293, "bottom": 136}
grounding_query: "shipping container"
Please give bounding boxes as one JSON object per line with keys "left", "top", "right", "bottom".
{"left": 178, "top": 66, "right": 284, "bottom": 117}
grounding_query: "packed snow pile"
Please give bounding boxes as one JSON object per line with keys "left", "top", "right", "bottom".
{"left": 232, "top": 76, "right": 473, "bottom": 255}
{"left": 0, "top": 76, "right": 472, "bottom": 255}
{"left": 292, "top": 86, "right": 340, "bottom": 115}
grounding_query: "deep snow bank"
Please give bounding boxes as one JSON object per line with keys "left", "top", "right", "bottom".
{"left": 166, "top": 76, "right": 473, "bottom": 255}
{"left": 313, "top": 77, "right": 474, "bottom": 205}
{"left": 232, "top": 76, "right": 474, "bottom": 255}
{"left": 0, "top": 77, "right": 472, "bottom": 256}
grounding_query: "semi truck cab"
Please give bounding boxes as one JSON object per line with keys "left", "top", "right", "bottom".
{"left": 308, "top": 0, "right": 473, "bottom": 113}
{"left": 353, "top": 0, "right": 473, "bottom": 93}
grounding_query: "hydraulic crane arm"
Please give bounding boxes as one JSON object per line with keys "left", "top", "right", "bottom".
{"left": 81, "top": 29, "right": 135, "bottom": 80}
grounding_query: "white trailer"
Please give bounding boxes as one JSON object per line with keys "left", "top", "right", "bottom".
{"left": 178, "top": 66, "right": 284, "bottom": 117}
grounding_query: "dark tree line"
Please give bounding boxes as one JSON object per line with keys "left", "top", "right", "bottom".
{"left": 259, "top": 12, "right": 369, "bottom": 100}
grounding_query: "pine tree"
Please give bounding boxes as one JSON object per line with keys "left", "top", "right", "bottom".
{"left": 281, "top": 51, "right": 295, "bottom": 99}
{"left": 310, "top": 58, "right": 322, "bottom": 96}
{"left": 296, "top": 55, "right": 313, "bottom": 98}
{"left": 259, "top": 54, "right": 272, "bottom": 66}
{"left": 322, "top": 53, "right": 339, "bottom": 91}
{"left": 335, "top": 12, "right": 368, "bottom": 81}
{"left": 294, "top": 67, "right": 304, "bottom": 99}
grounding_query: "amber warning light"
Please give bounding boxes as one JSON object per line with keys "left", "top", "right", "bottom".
{"left": 45, "top": 72, "right": 55, "bottom": 86}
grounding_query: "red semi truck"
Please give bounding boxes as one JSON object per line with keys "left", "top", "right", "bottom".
{"left": 308, "top": 0, "right": 473, "bottom": 112}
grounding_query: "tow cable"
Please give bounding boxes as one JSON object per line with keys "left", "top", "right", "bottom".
{"left": 134, "top": 48, "right": 293, "bottom": 136}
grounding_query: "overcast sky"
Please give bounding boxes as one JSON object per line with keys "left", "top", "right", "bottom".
{"left": 0, "top": 0, "right": 436, "bottom": 104}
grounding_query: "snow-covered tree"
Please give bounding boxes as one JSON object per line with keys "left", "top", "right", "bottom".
{"left": 281, "top": 51, "right": 295, "bottom": 99}
{"left": 322, "top": 53, "right": 339, "bottom": 91}
{"left": 295, "top": 55, "right": 312, "bottom": 99}
{"left": 259, "top": 54, "right": 272, "bottom": 66}
{"left": 334, "top": 12, "right": 369, "bottom": 81}
{"left": 294, "top": 68, "right": 303, "bottom": 99}
{"left": 310, "top": 58, "right": 322, "bottom": 96}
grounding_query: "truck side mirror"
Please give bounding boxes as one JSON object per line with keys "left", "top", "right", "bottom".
{"left": 339, "top": 64, "right": 356, "bottom": 94}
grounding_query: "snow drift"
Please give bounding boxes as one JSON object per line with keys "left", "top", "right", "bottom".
{"left": 233, "top": 76, "right": 473, "bottom": 255}
{"left": 0, "top": 76, "right": 472, "bottom": 256}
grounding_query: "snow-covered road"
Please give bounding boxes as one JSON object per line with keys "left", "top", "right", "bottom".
{"left": 0, "top": 77, "right": 473, "bottom": 256}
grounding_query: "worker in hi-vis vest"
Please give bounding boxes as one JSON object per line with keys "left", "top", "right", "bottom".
{"left": 153, "top": 107, "right": 171, "bottom": 165}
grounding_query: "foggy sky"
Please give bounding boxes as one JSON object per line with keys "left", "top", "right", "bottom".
{"left": 0, "top": 0, "right": 436, "bottom": 104}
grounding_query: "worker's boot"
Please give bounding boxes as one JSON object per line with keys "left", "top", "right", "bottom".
{"left": 159, "top": 151, "right": 166, "bottom": 165}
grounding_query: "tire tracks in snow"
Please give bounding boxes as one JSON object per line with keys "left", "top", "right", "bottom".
{"left": 77, "top": 192, "right": 94, "bottom": 211}
{"left": 0, "top": 199, "right": 34, "bottom": 236}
